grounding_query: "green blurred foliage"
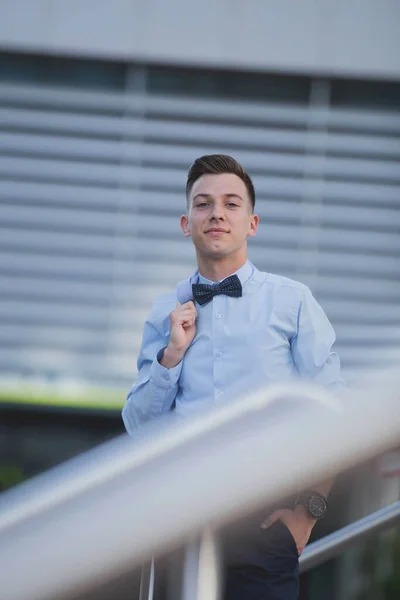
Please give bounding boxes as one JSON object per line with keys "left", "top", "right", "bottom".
{"left": 356, "top": 527, "right": 400, "bottom": 600}
{"left": 0, "top": 464, "right": 25, "bottom": 492}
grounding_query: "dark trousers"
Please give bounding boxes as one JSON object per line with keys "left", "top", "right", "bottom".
{"left": 153, "top": 517, "right": 299, "bottom": 600}
{"left": 223, "top": 517, "right": 299, "bottom": 600}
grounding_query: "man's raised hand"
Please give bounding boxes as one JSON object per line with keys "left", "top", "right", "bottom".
{"left": 160, "top": 301, "right": 197, "bottom": 368}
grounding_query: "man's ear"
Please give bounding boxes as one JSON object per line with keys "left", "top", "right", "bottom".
{"left": 181, "top": 214, "right": 191, "bottom": 237}
{"left": 247, "top": 214, "right": 259, "bottom": 238}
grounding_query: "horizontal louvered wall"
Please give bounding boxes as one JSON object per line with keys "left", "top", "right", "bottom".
{"left": 0, "top": 69, "right": 399, "bottom": 389}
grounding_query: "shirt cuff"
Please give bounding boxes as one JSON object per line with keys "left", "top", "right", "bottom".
{"left": 149, "top": 348, "right": 183, "bottom": 388}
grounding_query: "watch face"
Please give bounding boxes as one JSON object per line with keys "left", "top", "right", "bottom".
{"left": 307, "top": 495, "right": 327, "bottom": 518}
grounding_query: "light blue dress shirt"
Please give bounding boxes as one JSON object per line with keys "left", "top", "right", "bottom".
{"left": 122, "top": 260, "right": 344, "bottom": 434}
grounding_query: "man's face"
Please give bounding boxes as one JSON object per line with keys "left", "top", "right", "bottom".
{"left": 181, "top": 173, "right": 258, "bottom": 260}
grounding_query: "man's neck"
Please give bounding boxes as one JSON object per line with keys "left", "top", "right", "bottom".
{"left": 197, "top": 256, "right": 248, "bottom": 282}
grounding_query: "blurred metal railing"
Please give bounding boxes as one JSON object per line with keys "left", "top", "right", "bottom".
{"left": 0, "top": 370, "right": 399, "bottom": 600}
{"left": 299, "top": 500, "right": 400, "bottom": 573}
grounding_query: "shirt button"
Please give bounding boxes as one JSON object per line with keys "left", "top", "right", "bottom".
{"left": 326, "top": 358, "right": 331, "bottom": 364}
{"left": 216, "top": 351, "right": 222, "bottom": 358}
{"left": 216, "top": 313, "right": 221, "bottom": 319}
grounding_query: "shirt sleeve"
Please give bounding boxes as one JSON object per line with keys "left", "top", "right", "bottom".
{"left": 122, "top": 306, "right": 183, "bottom": 434}
{"left": 291, "top": 286, "right": 346, "bottom": 392}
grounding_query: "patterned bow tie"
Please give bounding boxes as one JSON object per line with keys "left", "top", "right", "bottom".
{"left": 192, "top": 274, "right": 242, "bottom": 306}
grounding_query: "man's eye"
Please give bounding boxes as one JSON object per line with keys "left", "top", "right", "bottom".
{"left": 227, "top": 203, "right": 239, "bottom": 207}
{"left": 196, "top": 202, "right": 208, "bottom": 208}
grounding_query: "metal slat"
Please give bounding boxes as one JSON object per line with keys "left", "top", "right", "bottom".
{"left": 259, "top": 200, "right": 400, "bottom": 230}
{"left": 0, "top": 252, "right": 116, "bottom": 279}
{"left": 258, "top": 224, "right": 400, "bottom": 254}
{"left": 0, "top": 299, "right": 149, "bottom": 328}
{"left": 0, "top": 251, "right": 192, "bottom": 281}
{"left": 0, "top": 82, "right": 127, "bottom": 112}
{"left": 0, "top": 326, "right": 140, "bottom": 357}
{"left": 0, "top": 275, "right": 173, "bottom": 303}
{"left": 335, "top": 325, "right": 400, "bottom": 345}
{"left": 0, "top": 274, "right": 119, "bottom": 302}
{"left": 0, "top": 205, "right": 181, "bottom": 237}
{"left": 0, "top": 341, "right": 139, "bottom": 363}
{"left": 254, "top": 177, "right": 400, "bottom": 206}
{"left": 322, "top": 299, "right": 400, "bottom": 322}
{"left": 0, "top": 180, "right": 125, "bottom": 209}
{"left": 0, "top": 228, "right": 133, "bottom": 257}
{"left": 0, "top": 107, "right": 135, "bottom": 137}
{"left": 336, "top": 345, "right": 400, "bottom": 367}
{"left": 0, "top": 299, "right": 111, "bottom": 327}
{"left": 314, "top": 274, "right": 400, "bottom": 298}
{"left": 249, "top": 246, "right": 399, "bottom": 277}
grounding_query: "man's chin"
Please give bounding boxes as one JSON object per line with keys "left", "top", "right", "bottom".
{"left": 200, "top": 248, "right": 232, "bottom": 260}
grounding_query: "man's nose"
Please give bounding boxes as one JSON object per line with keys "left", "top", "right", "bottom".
{"left": 210, "top": 204, "right": 225, "bottom": 220}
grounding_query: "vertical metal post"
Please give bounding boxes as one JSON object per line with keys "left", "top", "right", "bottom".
{"left": 139, "top": 557, "right": 155, "bottom": 600}
{"left": 296, "top": 78, "right": 331, "bottom": 291}
{"left": 181, "top": 529, "right": 221, "bottom": 600}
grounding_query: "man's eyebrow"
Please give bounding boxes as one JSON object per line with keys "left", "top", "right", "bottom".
{"left": 225, "top": 193, "right": 243, "bottom": 201}
{"left": 193, "top": 193, "right": 244, "bottom": 201}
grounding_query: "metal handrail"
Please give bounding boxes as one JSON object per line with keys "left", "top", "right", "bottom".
{"left": 181, "top": 529, "right": 221, "bottom": 600}
{"left": 138, "top": 559, "right": 155, "bottom": 600}
{"left": 0, "top": 370, "right": 399, "bottom": 600}
{"left": 300, "top": 500, "right": 400, "bottom": 573}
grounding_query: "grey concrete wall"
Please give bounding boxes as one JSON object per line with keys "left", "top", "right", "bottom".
{"left": 0, "top": 0, "right": 399, "bottom": 79}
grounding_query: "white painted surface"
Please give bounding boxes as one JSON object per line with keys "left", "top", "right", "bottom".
{"left": 0, "top": 0, "right": 399, "bottom": 79}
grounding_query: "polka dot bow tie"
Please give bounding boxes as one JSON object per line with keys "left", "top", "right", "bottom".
{"left": 192, "top": 274, "right": 242, "bottom": 306}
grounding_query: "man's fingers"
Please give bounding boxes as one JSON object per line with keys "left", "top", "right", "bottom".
{"left": 182, "top": 315, "right": 195, "bottom": 325}
{"left": 260, "top": 509, "right": 284, "bottom": 529}
{"left": 177, "top": 305, "right": 197, "bottom": 318}
{"left": 175, "top": 301, "right": 196, "bottom": 313}
{"left": 181, "top": 307, "right": 197, "bottom": 315}
{"left": 180, "top": 300, "right": 195, "bottom": 309}
{"left": 171, "top": 302, "right": 197, "bottom": 320}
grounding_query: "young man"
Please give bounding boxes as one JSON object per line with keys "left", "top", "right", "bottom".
{"left": 122, "top": 154, "right": 344, "bottom": 600}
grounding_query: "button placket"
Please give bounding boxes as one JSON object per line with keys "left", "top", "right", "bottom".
{"left": 213, "top": 296, "right": 224, "bottom": 402}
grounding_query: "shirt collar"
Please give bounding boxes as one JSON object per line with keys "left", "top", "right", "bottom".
{"left": 198, "top": 260, "right": 253, "bottom": 286}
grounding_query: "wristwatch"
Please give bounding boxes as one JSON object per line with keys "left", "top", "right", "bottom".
{"left": 295, "top": 491, "right": 328, "bottom": 519}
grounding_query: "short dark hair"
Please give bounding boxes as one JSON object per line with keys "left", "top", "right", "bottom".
{"left": 186, "top": 154, "right": 256, "bottom": 212}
